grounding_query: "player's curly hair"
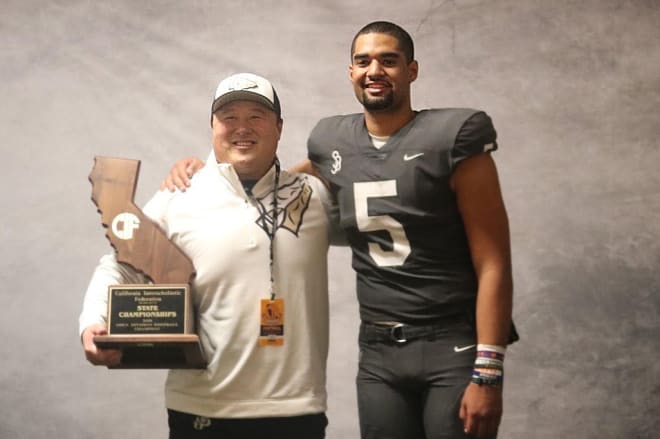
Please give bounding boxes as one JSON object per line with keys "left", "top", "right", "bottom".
{"left": 350, "top": 21, "right": 415, "bottom": 63}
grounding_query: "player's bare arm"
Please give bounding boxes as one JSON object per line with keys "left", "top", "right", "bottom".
{"left": 289, "top": 159, "right": 330, "bottom": 188}
{"left": 289, "top": 159, "right": 317, "bottom": 177}
{"left": 452, "top": 153, "right": 513, "bottom": 345}
{"left": 452, "top": 152, "right": 512, "bottom": 438}
{"left": 163, "top": 157, "right": 328, "bottom": 192}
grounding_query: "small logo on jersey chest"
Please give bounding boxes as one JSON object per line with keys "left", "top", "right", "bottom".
{"left": 403, "top": 152, "right": 424, "bottom": 161}
{"left": 330, "top": 150, "right": 342, "bottom": 174}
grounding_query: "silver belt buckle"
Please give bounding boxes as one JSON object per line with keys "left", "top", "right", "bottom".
{"left": 390, "top": 323, "right": 407, "bottom": 343}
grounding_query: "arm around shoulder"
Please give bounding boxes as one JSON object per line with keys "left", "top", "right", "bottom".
{"left": 305, "top": 173, "right": 347, "bottom": 246}
{"left": 289, "top": 159, "right": 323, "bottom": 180}
{"left": 160, "top": 157, "right": 205, "bottom": 192}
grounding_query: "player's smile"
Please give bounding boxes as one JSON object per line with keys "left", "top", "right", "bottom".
{"left": 364, "top": 80, "right": 391, "bottom": 94}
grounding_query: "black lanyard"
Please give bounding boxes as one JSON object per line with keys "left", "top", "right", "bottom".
{"left": 243, "top": 159, "right": 280, "bottom": 299}
{"left": 268, "top": 159, "right": 280, "bottom": 300}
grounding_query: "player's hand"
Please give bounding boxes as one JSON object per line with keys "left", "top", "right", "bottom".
{"left": 160, "top": 157, "right": 205, "bottom": 192}
{"left": 81, "top": 323, "right": 122, "bottom": 367}
{"left": 459, "top": 382, "right": 503, "bottom": 438}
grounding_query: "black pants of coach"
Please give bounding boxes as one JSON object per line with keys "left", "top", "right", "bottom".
{"left": 168, "top": 410, "right": 327, "bottom": 439}
{"left": 357, "top": 317, "right": 492, "bottom": 439}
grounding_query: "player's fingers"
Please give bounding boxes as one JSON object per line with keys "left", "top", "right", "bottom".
{"left": 463, "top": 409, "right": 476, "bottom": 436}
{"left": 187, "top": 158, "right": 204, "bottom": 174}
{"left": 459, "top": 395, "right": 474, "bottom": 435}
{"left": 160, "top": 172, "right": 175, "bottom": 192}
{"left": 474, "top": 413, "right": 500, "bottom": 438}
{"left": 172, "top": 173, "right": 189, "bottom": 192}
{"left": 482, "top": 413, "right": 501, "bottom": 438}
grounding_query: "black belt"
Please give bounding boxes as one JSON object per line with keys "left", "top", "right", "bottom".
{"left": 360, "top": 315, "right": 471, "bottom": 344}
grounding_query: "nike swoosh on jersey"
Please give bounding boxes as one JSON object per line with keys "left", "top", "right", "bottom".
{"left": 453, "top": 344, "right": 476, "bottom": 353}
{"left": 403, "top": 153, "right": 424, "bottom": 161}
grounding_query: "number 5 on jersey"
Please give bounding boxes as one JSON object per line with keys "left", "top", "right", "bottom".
{"left": 354, "top": 180, "right": 411, "bottom": 267}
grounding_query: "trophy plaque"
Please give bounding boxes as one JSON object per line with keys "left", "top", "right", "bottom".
{"left": 89, "top": 156, "right": 205, "bottom": 369}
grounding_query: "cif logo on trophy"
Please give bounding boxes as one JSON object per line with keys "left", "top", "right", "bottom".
{"left": 89, "top": 156, "right": 205, "bottom": 369}
{"left": 111, "top": 212, "right": 140, "bottom": 240}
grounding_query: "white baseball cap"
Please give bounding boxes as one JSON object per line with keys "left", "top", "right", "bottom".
{"left": 211, "top": 73, "right": 281, "bottom": 119}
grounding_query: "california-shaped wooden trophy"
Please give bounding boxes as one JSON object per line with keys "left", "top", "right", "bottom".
{"left": 89, "top": 156, "right": 205, "bottom": 369}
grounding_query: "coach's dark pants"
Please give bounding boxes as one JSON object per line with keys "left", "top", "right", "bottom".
{"left": 168, "top": 410, "right": 327, "bottom": 439}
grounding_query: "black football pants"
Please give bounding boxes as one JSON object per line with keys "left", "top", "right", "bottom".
{"left": 356, "top": 318, "right": 490, "bottom": 439}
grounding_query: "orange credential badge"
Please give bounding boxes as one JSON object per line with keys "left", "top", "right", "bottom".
{"left": 259, "top": 298, "right": 284, "bottom": 346}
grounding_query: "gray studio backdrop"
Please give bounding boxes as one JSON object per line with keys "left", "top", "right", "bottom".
{"left": 1, "top": 1, "right": 658, "bottom": 438}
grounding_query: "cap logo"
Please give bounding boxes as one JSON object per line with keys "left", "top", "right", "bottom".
{"left": 226, "top": 78, "right": 259, "bottom": 92}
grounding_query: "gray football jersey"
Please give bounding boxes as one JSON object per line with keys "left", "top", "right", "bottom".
{"left": 308, "top": 109, "right": 498, "bottom": 324}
